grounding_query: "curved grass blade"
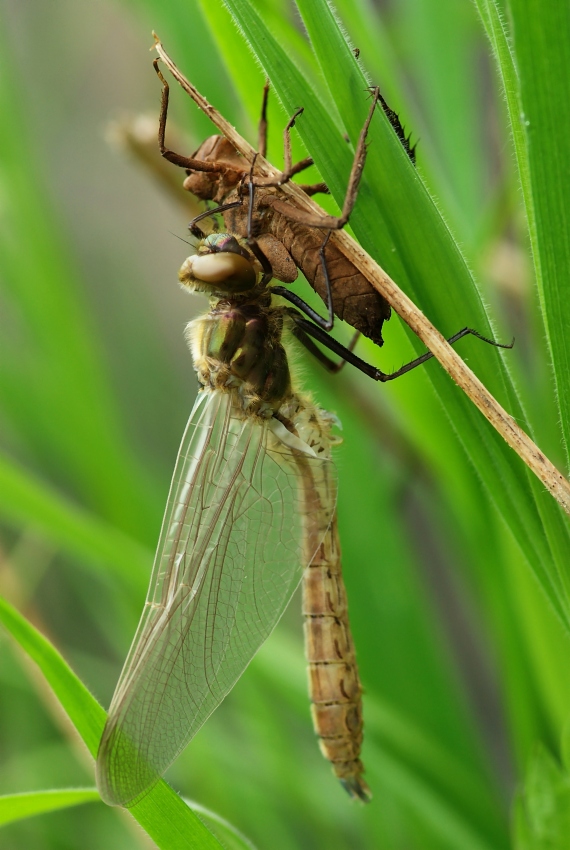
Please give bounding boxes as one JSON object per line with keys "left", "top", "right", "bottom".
{"left": 0, "top": 595, "right": 230, "bottom": 849}
{"left": 185, "top": 799, "right": 258, "bottom": 850}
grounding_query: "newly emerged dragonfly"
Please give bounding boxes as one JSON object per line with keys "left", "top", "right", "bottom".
{"left": 96, "top": 61, "right": 513, "bottom": 808}
{"left": 97, "top": 90, "right": 393, "bottom": 808}
{"left": 96, "top": 230, "right": 372, "bottom": 806}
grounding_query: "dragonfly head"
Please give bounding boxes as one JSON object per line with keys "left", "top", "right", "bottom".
{"left": 178, "top": 233, "right": 258, "bottom": 295}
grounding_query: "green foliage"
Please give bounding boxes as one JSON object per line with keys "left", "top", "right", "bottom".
{"left": 514, "top": 746, "right": 570, "bottom": 849}
{"left": 0, "top": 596, "right": 225, "bottom": 848}
{"left": 0, "top": 0, "right": 569, "bottom": 848}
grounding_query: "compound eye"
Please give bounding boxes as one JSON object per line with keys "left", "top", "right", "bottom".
{"left": 203, "top": 233, "right": 247, "bottom": 256}
{"left": 179, "top": 251, "right": 257, "bottom": 292}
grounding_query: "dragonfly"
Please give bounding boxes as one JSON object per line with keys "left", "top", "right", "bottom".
{"left": 96, "top": 58, "right": 514, "bottom": 808}
{"left": 96, "top": 222, "right": 376, "bottom": 806}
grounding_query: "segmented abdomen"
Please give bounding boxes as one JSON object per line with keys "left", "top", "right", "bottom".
{"left": 303, "top": 513, "right": 371, "bottom": 802}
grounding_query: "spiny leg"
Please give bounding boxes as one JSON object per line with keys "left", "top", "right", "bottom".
{"left": 291, "top": 314, "right": 385, "bottom": 380}
{"left": 153, "top": 59, "right": 227, "bottom": 175}
{"left": 281, "top": 110, "right": 314, "bottom": 182}
{"left": 380, "top": 328, "right": 515, "bottom": 381}
{"left": 264, "top": 87, "right": 381, "bottom": 231}
{"left": 373, "top": 88, "right": 417, "bottom": 165}
{"left": 290, "top": 312, "right": 514, "bottom": 383}
{"left": 255, "top": 82, "right": 328, "bottom": 194}
{"left": 267, "top": 89, "right": 382, "bottom": 331}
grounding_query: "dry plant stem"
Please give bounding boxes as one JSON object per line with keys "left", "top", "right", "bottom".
{"left": 152, "top": 36, "right": 570, "bottom": 516}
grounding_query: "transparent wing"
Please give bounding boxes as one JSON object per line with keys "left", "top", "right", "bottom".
{"left": 96, "top": 390, "right": 337, "bottom": 806}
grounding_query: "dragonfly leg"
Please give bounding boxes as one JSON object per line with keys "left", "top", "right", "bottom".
{"left": 374, "top": 88, "right": 417, "bottom": 165}
{"left": 153, "top": 59, "right": 230, "bottom": 175}
{"left": 253, "top": 82, "right": 327, "bottom": 193}
{"left": 278, "top": 108, "right": 314, "bottom": 183}
{"left": 292, "top": 325, "right": 361, "bottom": 374}
{"left": 290, "top": 314, "right": 384, "bottom": 379}
{"left": 272, "top": 231, "right": 337, "bottom": 330}
{"left": 290, "top": 312, "right": 514, "bottom": 382}
{"left": 379, "top": 328, "right": 515, "bottom": 381}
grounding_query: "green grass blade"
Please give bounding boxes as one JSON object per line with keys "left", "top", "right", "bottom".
{"left": 370, "top": 749, "right": 501, "bottom": 850}
{"left": 475, "top": 0, "right": 570, "bottom": 464}
{"left": 0, "top": 789, "right": 100, "bottom": 828}
{"left": 198, "top": 0, "right": 322, "bottom": 133}
{"left": 0, "top": 595, "right": 107, "bottom": 755}
{"left": 502, "top": 0, "right": 570, "bottom": 466}
{"left": 0, "top": 595, "right": 234, "bottom": 849}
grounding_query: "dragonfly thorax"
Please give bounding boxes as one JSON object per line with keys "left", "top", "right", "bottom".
{"left": 179, "top": 233, "right": 260, "bottom": 296}
{"left": 188, "top": 299, "right": 292, "bottom": 416}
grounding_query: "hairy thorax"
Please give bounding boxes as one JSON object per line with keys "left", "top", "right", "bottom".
{"left": 187, "top": 298, "right": 292, "bottom": 417}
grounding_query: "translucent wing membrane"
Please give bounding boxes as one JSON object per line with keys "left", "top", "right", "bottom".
{"left": 96, "top": 390, "right": 337, "bottom": 806}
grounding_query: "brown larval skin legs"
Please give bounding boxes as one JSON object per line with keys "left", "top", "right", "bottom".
{"left": 153, "top": 59, "right": 392, "bottom": 347}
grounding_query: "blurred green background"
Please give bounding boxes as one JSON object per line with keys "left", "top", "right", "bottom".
{"left": 1, "top": 0, "right": 570, "bottom": 848}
